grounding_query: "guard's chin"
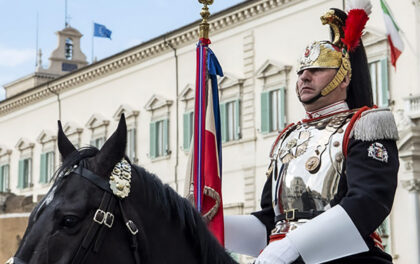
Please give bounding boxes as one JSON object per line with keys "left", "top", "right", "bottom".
{"left": 298, "top": 92, "right": 322, "bottom": 105}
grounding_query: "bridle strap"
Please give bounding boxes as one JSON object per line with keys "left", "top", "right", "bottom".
{"left": 94, "top": 197, "right": 117, "bottom": 252}
{"left": 118, "top": 200, "right": 145, "bottom": 264}
{"left": 70, "top": 164, "right": 143, "bottom": 264}
{"left": 74, "top": 166, "right": 113, "bottom": 194}
{"left": 72, "top": 192, "right": 112, "bottom": 264}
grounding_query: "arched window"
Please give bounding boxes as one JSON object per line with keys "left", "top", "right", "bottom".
{"left": 65, "top": 38, "right": 73, "bottom": 60}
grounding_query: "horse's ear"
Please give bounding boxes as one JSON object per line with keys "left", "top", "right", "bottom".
{"left": 94, "top": 114, "right": 127, "bottom": 176}
{"left": 57, "top": 120, "right": 77, "bottom": 160}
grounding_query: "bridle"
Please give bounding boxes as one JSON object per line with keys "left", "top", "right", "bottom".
{"left": 69, "top": 159, "right": 145, "bottom": 264}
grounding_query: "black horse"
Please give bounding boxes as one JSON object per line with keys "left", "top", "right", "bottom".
{"left": 9, "top": 115, "right": 237, "bottom": 264}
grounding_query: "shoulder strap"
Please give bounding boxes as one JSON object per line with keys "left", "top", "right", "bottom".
{"left": 343, "top": 106, "right": 399, "bottom": 157}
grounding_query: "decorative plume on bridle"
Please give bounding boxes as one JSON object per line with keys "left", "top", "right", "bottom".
{"left": 342, "top": 0, "right": 372, "bottom": 51}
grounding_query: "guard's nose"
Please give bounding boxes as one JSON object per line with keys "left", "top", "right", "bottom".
{"left": 5, "top": 257, "right": 26, "bottom": 264}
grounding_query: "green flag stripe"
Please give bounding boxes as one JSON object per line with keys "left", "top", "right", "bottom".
{"left": 380, "top": 0, "right": 400, "bottom": 31}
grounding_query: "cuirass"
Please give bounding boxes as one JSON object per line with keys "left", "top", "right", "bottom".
{"left": 271, "top": 112, "right": 353, "bottom": 218}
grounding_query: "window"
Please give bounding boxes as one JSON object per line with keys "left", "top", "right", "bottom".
{"left": 127, "top": 128, "right": 137, "bottom": 162}
{"left": 40, "top": 151, "right": 55, "bottom": 184}
{"left": 220, "top": 99, "right": 241, "bottom": 142}
{"left": 91, "top": 137, "right": 105, "bottom": 149}
{"left": 378, "top": 217, "right": 392, "bottom": 254}
{"left": 369, "top": 59, "right": 389, "bottom": 107}
{"left": 150, "top": 119, "right": 169, "bottom": 158}
{"left": 0, "top": 164, "right": 9, "bottom": 192}
{"left": 18, "top": 158, "right": 32, "bottom": 189}
{"left": 183, "top": 111, "right": 194, "bottom": 151}
{"left": 65, "top": 38, "right": 73, "bottom": 60}
{"left": 261, "top": 88, "right": 286, "bottom": 134}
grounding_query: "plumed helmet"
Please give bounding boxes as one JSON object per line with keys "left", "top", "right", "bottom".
{"left": 297, "top": 0, "right": 374, "bottom": 109}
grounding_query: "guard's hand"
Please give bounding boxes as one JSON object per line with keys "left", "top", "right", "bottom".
{"left": 255, "top": 236, "right": 299, "bottom": 264}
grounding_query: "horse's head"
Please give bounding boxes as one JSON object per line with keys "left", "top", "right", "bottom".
{"left": 9, "top": 115, "right": 141, "bottom": 264}
{"left": 9, "top": 114, "right": 237, "bottom": 264}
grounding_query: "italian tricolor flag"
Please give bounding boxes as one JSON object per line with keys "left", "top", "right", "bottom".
{"left": 380, "top": 0, "right": 404, "bottom": 68}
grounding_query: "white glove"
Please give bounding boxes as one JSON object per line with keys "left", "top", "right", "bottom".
{"left": 255, "top": 236, "right": 300, "bottom": 264}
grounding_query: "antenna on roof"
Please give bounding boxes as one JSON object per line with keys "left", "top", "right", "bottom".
{"left": 35, "top": 12, "right": 39, "bottom": 67}
{"left": 65, "top": 0, "right": 68, "bottom": 27}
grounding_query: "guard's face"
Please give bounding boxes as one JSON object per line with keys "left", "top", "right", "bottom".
{"left": 296, "top": 68, "right": 337, "bottom": 103}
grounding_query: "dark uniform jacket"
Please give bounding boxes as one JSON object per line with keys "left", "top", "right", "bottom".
{"left": 252, "top": 107, "right": 399, "bottom": 263}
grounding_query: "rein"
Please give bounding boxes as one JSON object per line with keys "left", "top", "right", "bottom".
{"left": 69, "top": 161, "right": 144, "bottom": 264}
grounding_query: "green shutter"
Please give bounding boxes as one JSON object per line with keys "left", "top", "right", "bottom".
{"left": 4, "top": 165, "right": 9, "bottom": 191}
{"left": 40, "top": 153, "right": 47, "bottom": 184}
{"left": 380, "top": 58, "right": 389, "bottom": 107}
{"left": 279, "top": 88, "right": 286, "bottom": 129}
{"left": 183, "top": 113, "right": 190, "bottom": 150}
{"left": 0, "top": 166, "right": 3, "bottom": 192}
{"left": 220, "top": 103, "right": 227, "bottom": 143}
{"left": 126, "top": 129, "right": 136, "bottom": 161}
{"left": 150, "top": 122, "right": 156, "bottom": 159}
{"left": 235, "top": 99, "right": 241, "bottom": 140}
{"left": 261, "top": 91, "right": 270, "bottom": 134}
{"left": 163, "top": 119, "right": 169, "bottom": 155}
{"left": 131, "top": 129, "right": 136, "bottom": 160}
{"left": 18, "top": 160, "right": 24, "bottom": 189}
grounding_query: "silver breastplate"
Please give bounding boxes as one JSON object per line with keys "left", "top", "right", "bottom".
{"left": 272, "top": 112, "right": 352, "bottom": 218}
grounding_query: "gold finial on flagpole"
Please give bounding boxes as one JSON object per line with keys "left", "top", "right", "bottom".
{"left": 198, "top": 0, "right": 214, "bottom": 39}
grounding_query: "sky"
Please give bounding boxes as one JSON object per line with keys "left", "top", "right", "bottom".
{"left": 0, "top": 0, "right": 245, "bottom": 100}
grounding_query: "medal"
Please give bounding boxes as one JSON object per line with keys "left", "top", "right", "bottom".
{"left": 305, "top": 156, "right": 321, "bottom": 173}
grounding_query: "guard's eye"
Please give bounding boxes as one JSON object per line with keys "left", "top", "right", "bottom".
{"left": 61, "top": 215, "right": 80, "bottom": 228}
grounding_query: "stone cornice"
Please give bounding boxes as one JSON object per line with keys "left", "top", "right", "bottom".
{"left": 0, "top": 144, "right": 12, "bottom": 157}
{"left": 401, "top": 178, "right": 420, "bottom": 193}
{"left": 15, "top": 138, "right": 35, "bottom": 151}
{"left": 113, "top": 104, "right": 140, "bottom": 120}
{"left": 0, "top": 0, "right": 301, "bottom": 116}
{"left": 36, "top": 130, "right": 57, "bottom": 144}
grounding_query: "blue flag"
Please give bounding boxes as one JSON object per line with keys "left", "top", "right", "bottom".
{"left": 93, "top": 23, "right": 112, "bottom": 39}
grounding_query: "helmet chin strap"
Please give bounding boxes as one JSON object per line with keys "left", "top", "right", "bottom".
{"left": 298, "top": 91, "right": 323, "bottom": 105}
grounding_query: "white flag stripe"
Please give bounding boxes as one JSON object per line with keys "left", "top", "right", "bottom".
{"left": 383, "top": 13, "right": 404, "bottom": 51}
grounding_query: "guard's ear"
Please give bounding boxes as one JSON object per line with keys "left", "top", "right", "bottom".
{"left": 93, "top": 114, "right": 127, "bottom": 177}
{"left": 57, "top": 121, "right": 77, "bottom": 160}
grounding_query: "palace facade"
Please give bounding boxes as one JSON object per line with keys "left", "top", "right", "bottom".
{"left": 1, "top": 0, "right": 419, "bottom": 262}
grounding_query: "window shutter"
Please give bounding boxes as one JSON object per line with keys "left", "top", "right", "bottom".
{"left": 4, "top": 165, "right": 9, "bottom": 191}
{"left": 149, "top": 122, "right": 156, "bottom": 159}
{"left": 131, "top": 129, "right": 137, "bottom": 161}
{"left": 235, "top": 99, "right": 241, "bottom": 140}
{"left": 261, "top": 91, "right": 270, "bottom": 134}
{"left": 380, "top": 58, "right": 389, "bottom": 107}
{"left": 0, "top": 166, "right": 3, "bottom": 192}
{"left": 279, "top": 88, "right": 286, "bottom": 129}
{"left": 127, "top": 129, "right": 136, "bottom": 161}
{"left": 40, "top": 153, "right": 47, "bottom": 184}
{"left": 220, "top": 103, "right": 227, "bottom": 143}
{"left": 163, "top": 119, "right": 169, "bottom": 155}
{"left": 183, "top": 113, "right": 190, "bottom": 150}
{"left": 18, "top": 160, "right": 24, "bottom": 189}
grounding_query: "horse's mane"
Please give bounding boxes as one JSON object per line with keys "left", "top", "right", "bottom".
{"left": 133, "top": 165, "right": 236, "bottom": 264}
{"left": 49, "top": 147, "right": 235, "bottom": 264}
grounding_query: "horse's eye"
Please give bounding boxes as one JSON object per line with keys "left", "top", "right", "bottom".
{"left": 61, "top": 215, "right": 80, "bottom": 228}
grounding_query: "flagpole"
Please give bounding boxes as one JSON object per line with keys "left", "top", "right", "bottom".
{"left": 91, "top": 22, "right": 94, "bottom": 63}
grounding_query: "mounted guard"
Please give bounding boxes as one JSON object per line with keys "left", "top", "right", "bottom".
{"left": 225, "top": 1, "right": 399, "bottom": 263}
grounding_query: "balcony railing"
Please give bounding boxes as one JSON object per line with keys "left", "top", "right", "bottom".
{"left": 404, "top": 94, "right": 420, "bottom": 118}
